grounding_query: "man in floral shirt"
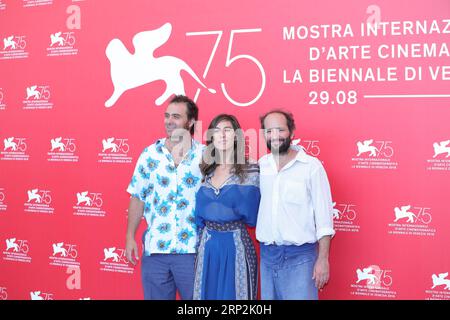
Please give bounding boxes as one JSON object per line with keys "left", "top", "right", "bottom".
{"left": 125, "top": 95, "right": 204, "bottom": 300}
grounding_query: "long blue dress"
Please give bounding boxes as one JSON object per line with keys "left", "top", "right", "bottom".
{"left": 193, "top": 164, "right": 260, "bottom": 300}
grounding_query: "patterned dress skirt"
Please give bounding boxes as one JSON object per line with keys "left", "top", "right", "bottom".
{"left": 193, "top": 220, "right": 258, "bottom": 300}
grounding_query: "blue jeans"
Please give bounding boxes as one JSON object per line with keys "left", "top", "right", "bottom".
{"left": 260, "top": 243, "right": 318, "bottom": 300}
{"left": 141, "top": 254, "right": 195, "bottom": 300}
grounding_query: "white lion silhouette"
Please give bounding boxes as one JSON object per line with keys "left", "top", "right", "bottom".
{"left": 357, "top": 139, "right": 378, "bottom": 157}
{"left": 6, "top": 238, "right": 19, "bottom": 252}
{"left": 393, "top": 205, "right": 416, "bottom": 223}
{"left": 51, "top": 137, "right": 65, "bottom": 151}
{"left": 432, "top": 272, "right": 450, "bottom": 290}
{"left": 104, "top": 247, "right": 120, "bottom": 262}
{"left": 3, "top": 36, "right": 17, "bottom": 50}
{"left": 105, "top": 23, "right": 216, "bottom": 107}
{"left": 27, "top": 189, "right": 42, "bottom": 203}
{"left": 4, "top": 137, "right": 17, "bottom": 151}
{"left": 102, "top": 138, "right": 118, "bottom": 152}
{"left": 30, "top": 291, "right": 44, "bottom": 300}
{"left": 76, "top": 192, "right": 92, "bottom": 206}
{"left": 26, "top": 86, "right": 40, "bottom": 100}
{"left": 433, "top": 140, "right": 450, "bottom": 158}
{"left": 356, "top": 267, "right": 377, "bottom": 285}
{"left": 52, "top": 242, "right": 68, "bottom": 257}
{"left": 50, "top": 32, "right": 64, "bottom": 47}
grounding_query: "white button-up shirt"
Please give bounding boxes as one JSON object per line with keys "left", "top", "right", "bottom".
{"left": 256, "top": 146, "right": 335, "bottom": 246}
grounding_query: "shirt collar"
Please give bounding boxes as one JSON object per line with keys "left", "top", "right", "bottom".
{"left": 156, "top": 137, "right": 199, "bottom": 151}
{"left": 292, "top": 145, "right": 310, "bottom": 163}
{"left": 266, "top": 145, "right": 310, "bottom": 164}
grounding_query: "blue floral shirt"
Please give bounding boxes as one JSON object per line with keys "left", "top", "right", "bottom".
{"left": 127, "top": 138, "right": 204, "bottom": 255}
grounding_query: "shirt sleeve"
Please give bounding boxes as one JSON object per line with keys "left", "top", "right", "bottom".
{"left": 126, "top": 148, "right": 150, "bottom": 202}
{"left": 310, "top": 162, "right": 336, "bottom": 240}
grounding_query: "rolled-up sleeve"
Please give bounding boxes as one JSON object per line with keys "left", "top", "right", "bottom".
{"left": 310, "top": 163, "right": 336, "bottom": 240}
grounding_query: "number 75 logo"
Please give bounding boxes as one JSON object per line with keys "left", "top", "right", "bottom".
{"left": 186, "top": 28, "right": 265, "bottom": 107}
{"left": 0, "top": 287, "right": 8, "bottom": 300}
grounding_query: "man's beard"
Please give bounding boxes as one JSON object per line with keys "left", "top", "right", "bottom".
{"left": 267, "top": 136, "right": 291, "bottom": 155}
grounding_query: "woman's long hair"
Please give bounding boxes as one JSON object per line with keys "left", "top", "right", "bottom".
{"left": 200, "top": 114, "right": 248, "bottom": 182}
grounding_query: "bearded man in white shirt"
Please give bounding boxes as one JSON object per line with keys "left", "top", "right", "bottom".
{"left": 256, "top": 109, "right": 335, "bottom": 300}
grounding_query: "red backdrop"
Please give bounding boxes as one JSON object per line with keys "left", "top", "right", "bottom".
{"left": 1, "top": 0, "right": 449, "bottom": 300}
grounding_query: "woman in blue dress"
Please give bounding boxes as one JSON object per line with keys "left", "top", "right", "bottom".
{"left": 193, "top": 114, "right": 260, "bottom": 300}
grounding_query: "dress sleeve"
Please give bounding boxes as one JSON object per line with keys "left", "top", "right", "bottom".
{"left": 237, "top": 165, "right": 261, "bottom": 227}
{"left": 194, "top": 189, "right": 205, "bottom": 228}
